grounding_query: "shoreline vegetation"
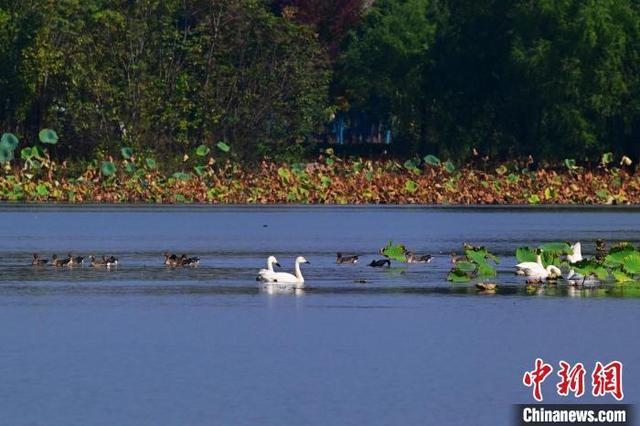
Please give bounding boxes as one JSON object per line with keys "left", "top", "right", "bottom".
{"left": 1, "top": 131, "right": 638, "bottom": 204}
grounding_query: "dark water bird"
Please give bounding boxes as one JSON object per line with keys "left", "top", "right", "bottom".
{"left": 68, "top": 253, "right": 84, "bottom": 265}
{"left": 476, "top": 283, "right": 497, "bottom": 291}
{"left": 164, "top": 252, "right": 180, "bottom": 267}
{"left": 405, "top": 251, "right": 432, "bottom": 264}
{"left": 595, "top": 239, "right": 607, "bottom": 262}
{"left": 105, "top": 255, "right": 119, "bottom": 267}
{"left": 32, "top": 253, "right": 48, "bottom": 266}
{"left": 368, "top": 259, "right": 391, "bottom": 268}
{"left": 450, "top": 251, "right": 468, "bottom": 265}
{"left": 90, "top": 255, "right": 118, "bottom": 267}
{"left": 51, "top": 254, "right": 72, "bottom": 267}
{"left": 90, "top": 256, "right": 107, "bottom": 267}
{"left": 336, "top": 252, "right": 359, "bottom": 264}
{"left": 463, "top": 242, "right": 482, "bottom": 251}
{"left": 180, "top": 254, "right": 200, "bottom": 267}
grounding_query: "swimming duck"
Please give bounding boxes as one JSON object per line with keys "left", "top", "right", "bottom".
{"left": 476, "top": 283, "right": 497, "bottom": 291}
{"left": 595, "top": 239, "right": 607, "bottom": 262}
{"left": 264, "top": 256, "right": 309, "bottom": 286}
{"left": 164, "top": 252, "right": 180, "bottom": 267}
{"left": 68, "top": 253, "right": 84, "bottom": 266}
{"left": 336, "top": 252, "right": 359, "bottom": 264}
{"left": 566, "top": 270, "right": 600, "bottom": 287}
{"left": 180, "top": 254, "right": 200, "bottom": 267}
{"left": 405, "top": 251, "right": 432, "bottom": 264}
{"left": 32, "top": 253, "right": 48, "bottom": 266}
{"left": 450, "top": 252, "right": 468, "bottom": 265}
{"left": 368, "top": 259, "right": 391, "bottom": 267}
{"left": 257, "top": 256, "right": 281, "bottom": 282}
{"left": 51, "top": 254, "right": 72, "bottom": 267}
{"left": 105, "top": 256, "right": 118, "bottom": 267}
{"left": 90, "top": 256, "right": 108, "bottom": 267}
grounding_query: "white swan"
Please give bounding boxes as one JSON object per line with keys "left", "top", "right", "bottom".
{"left": 567, "top": 242, "right": 582, "bottom": 263}
{"left": 257, "top": 256, "right": 281, "bottom": 282}
{"left": 265, "top": 256, "right": 310, "bottom": 286}
{"left": 517, "top": 254, "right": 561, "bottom": 280}
{"left": 526, "top": 265, "right": 562, "bottom": 281}
{"left": 516, "top": 254, "right": 543, "bottom": 276}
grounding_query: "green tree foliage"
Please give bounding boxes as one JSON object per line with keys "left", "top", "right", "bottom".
{"left": 510, "top": 0, "right": 640, "bottom": 159}
{"left": 335, "top": 0, "right": 436, "bottom": 154}
{"left": 0, "top": 0, "right": 330, "bottom": 160}
{"left": 335, "top": 0, "right": 640, "bottom": 161}
{"left": 2, "top": 0, "right": 640, "bottom": 163}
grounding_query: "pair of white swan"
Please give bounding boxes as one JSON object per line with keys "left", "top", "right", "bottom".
{"left": 257, "top": 256, "right": 310, "bottom": 286}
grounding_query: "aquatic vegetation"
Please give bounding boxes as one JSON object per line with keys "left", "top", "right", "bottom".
{"left": 448, "top": 244, "right": 500, "bottom": 283}
{"left": 558, "top": 241, "right": 640, "bottom": 284}
{"left": 1, "top": 136, "right": 640, "bottom": 203}
{"left": 516, "top": 242, "right": 573, "bottom": 267}
{"left": 379, "top": 241, "right": 407, "bottom": 262}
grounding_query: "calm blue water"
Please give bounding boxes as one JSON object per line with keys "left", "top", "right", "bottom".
{"left": 0, "top": 206, "right": 638, "bottom": 426}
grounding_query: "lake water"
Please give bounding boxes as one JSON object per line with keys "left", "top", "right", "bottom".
{"left": 0, "top": 205, "right": 638, "bottom": 425}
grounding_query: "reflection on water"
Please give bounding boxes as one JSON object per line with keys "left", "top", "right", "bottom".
{"left": 1, "top": 206, "right": 639, "bottom": 426}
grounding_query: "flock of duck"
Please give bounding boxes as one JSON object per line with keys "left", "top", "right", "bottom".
{"left": 32, "top": 253, "right": 119, "bottom": 267}
{"left": 30, "top": 252, "right": 199, "bottom": 268}
{"left": 29, "top": 242, "right": 590, "bottom": 288}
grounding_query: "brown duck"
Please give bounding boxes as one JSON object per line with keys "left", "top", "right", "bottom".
{"left": 32, "top": 253, "right": 48, "bottom": 266}
{"left": 51, "top": 254, "right": 72, "bottom": 267}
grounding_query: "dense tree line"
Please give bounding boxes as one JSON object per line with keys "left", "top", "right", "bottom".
{"left": 0, "top": 0, "right": 331, "bottom": 160}
{"left": 336, "top": 0, "right": 640, "bottom": 161}
{"left": 1, "top": 0, "right": 639, "bottom": 162}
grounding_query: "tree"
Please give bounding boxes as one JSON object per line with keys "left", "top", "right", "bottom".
{"left": 272, "top": 0, "right": 367, "bottom": 57}
{"left": 334, "top": 0, "right": 436, "bottom": 153}
{"left": 0, "top": 0, "right": 331, "bottom": 160}
{"left": 510, "top": 0, "right": 640, "bottom": 159}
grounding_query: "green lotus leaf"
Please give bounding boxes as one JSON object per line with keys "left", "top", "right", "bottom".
{"left": 101, "top": 161, "right": 116, "bottom": 176}
{"left": 121, "top": 147, "right": 133, "bottom": 159}
{"left": 38, "top": 129, "right": 58, "bottom": 144}
{"left": 172, "top": 172, "right": 191, "bottom": 181}
{"left": 447, "top": 269, "right": 471, "bottom": 283}
{"left": 423, "top": 154, "right": 440, "bottom": 166}
{"left": 196, "top": 145, "right": 210, "bottom": 157}
{"left": 455, "top": 261, "right": 477, "bottom": 273}
{"left": 405, "top": 179, "right": 417, "bottom": 193}
{"left": 0, "top": 146, "right": 14, "bottom": 163}
{"left": 516, "top": 247, "right": 537, "bottom": 263}
{"left": 216, "top": 141, "right": 230, "bottom": 152}
{"left": 622, "top": 253, "right": 640, "bottom": 275}
{"left": 1, "top": 133, "right": 18, "bottom": 149}
{"left": 380, "top": 241, "right": 407, "bottom": 262}
{"left": 613, "top": 270, "right": 633, "bottom": 283}
{"left": 145, "top": 158, "right": 157, "bottom": 169}
{"left": 443, "top": 161, "right": 456, "bottom": 174}
{"left": 539, "top": 242, "right": 572, "bottom": 256}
